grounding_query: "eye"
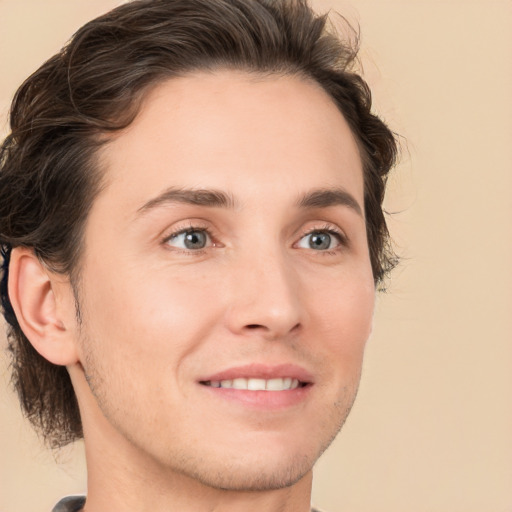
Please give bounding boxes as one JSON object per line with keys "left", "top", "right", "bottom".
{"left": 165, "top": 229, "right": 211, "bottom": 250}
{"left": 297, "top": 230, "right": 343, "bottom": 251}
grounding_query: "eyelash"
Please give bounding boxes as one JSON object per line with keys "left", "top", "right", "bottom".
{"left": 161, "top": 222, "right": 348, "bottom": 255}
{"left": 161, "top": 222, "right": 217, "bottom": 255}
{"left": 298, "top": 224, "right": 348, "bottom": 255}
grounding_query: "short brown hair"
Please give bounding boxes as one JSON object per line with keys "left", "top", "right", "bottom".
{"left": 0, "top": 0, "right": 398, "bottom": 448}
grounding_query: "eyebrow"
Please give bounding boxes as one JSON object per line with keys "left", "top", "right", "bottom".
{"left": 296, "top": 188, "right": 363, "bottom": 217}
{"left": 137, "top": 186, "right": 363, "bottom": 217}
{"left": 137, "top": 187, "right": 237, "bottom": 214}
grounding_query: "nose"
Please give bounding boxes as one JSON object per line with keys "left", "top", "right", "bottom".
{"left": 223, "top": 247, "right": 303, "bottom": 340}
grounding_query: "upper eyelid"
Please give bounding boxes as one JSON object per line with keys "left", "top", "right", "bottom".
{"left": 166, "top": 229, "right": 212, "bottom": 243}
{"left": 159, "top": 220, "right": 348, "bottom": 246}
{"left": 163, "top": 223, "right": 345, "bottom": 236}
{"left": 162, "top": 226, "right": 217, "bottom": 253}
{"left": 299, "top": 223, "right": 347, "bottom": 240}
{"left": 166, "top": 226, "right": 210, "bottom": 239}
{"left": 161, "top": 221, "right": 214, "bottom": 241}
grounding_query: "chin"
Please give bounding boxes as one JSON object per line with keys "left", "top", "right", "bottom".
{"left": 169, "top": 423, "right": 341, "bottom": 493}
{"left": 183, "top": 452, "right": 316, "bottom": 492}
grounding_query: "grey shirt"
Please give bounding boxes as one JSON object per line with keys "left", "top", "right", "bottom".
{"left": 52, "top": 496, "right": 86, "bottom": 512}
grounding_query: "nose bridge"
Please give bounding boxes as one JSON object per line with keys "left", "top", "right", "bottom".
{"left": 225, "top": 241, "right": 303, "bottom": 338}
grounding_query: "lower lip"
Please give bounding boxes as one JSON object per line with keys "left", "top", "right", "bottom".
{"left": 200, "top": 384, "right": 312, "bottom": 410}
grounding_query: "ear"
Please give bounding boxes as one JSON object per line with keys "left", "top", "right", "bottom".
{"left": 8, "top": 247, "right": 80, "bottom": 366}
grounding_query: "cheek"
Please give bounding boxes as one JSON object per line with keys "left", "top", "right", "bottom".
{"left": 78, "top": 261, "right": 222, "bottom": 368}
{"left": 306, "top": 271, "right": 375, "bottom": 366}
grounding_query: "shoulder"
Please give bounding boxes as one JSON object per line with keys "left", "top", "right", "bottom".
{"left": 51, "top": 496, "right": 86, "bottom": 512}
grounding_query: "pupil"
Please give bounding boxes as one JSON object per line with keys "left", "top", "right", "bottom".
{"left": 310, "top": 232, "right": 330, "bottom": 250}
{"left": 184, "top": 231, "right": 206, "bottom": 249}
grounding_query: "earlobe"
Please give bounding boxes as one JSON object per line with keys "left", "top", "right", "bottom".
{"left": 8, "top": 247, "right": 79, "bottom": 366}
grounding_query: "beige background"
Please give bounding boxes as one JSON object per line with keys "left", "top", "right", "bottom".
{"left": 0, "top": 1, "right": 510, "bottom": 511}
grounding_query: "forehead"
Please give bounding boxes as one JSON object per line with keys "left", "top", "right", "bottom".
{"left": 95, "top": 70, "right": 364, "bottom": 212}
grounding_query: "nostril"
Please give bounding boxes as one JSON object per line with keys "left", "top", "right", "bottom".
{"left": 243, "top": 323, "right": 301, "bottom": 334}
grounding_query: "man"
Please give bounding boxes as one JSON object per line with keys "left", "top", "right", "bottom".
{"left": 0, "top": 0, "right": 397, "bottom": 510}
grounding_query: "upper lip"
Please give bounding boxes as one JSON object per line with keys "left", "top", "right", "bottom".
{"left": 199, "top": 363, "right": 314, "bottom": 384}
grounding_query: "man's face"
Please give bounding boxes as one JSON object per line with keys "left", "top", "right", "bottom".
{"left": 71, "top": 71, "right": 375, "bottom": 490}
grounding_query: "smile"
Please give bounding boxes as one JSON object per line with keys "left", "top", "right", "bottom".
{"left": 201, "top": 377, "right": 303, "bottom": 391}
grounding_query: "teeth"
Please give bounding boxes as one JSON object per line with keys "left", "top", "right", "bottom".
{"left": 267, "top": 378, "right": 290, "bottom": 390}
{"left": 232, "top": 378, "right": 248, "bottom": 389}
{"left": 207, "top": 377, "right": 301, "bottom": 391}
{"left": 247, "top": 378, "right": 266, "bottom": 390}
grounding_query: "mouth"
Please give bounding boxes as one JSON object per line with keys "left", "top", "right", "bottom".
{"left": 197, "top": 364, "right": 313, "bottom": 409}
{"left": 200, "top": 377, "right": 308, "bottom": 391}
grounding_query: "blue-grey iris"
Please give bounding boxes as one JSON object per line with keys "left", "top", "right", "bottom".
{"left": 184, "top": 231, "right": 207, "bottom": 249}
{"left": 309, "top": 232, "right": 331, "bottom": 250}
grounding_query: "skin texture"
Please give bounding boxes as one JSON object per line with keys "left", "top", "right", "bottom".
{"left": 11, "top": 71, "right": 375, "bottom": 512}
